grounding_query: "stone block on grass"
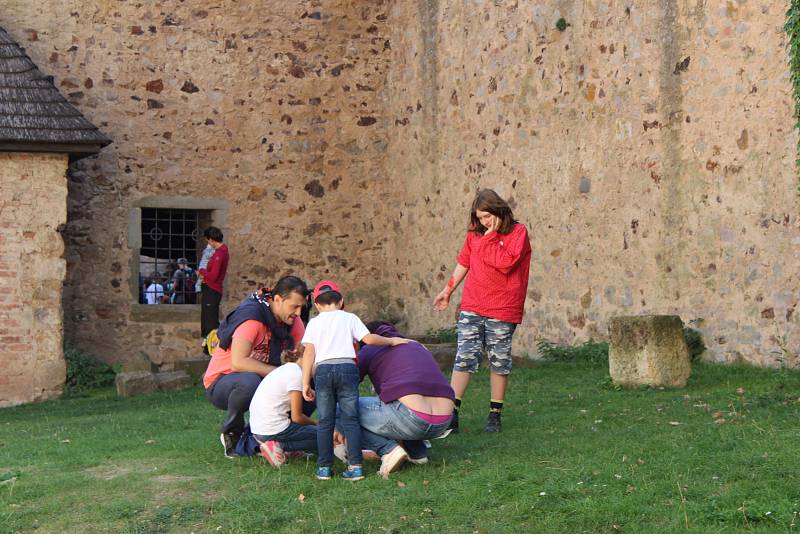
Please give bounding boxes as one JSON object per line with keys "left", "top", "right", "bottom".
{"left": 121, "top": 351, "right": 157, "bottom": 374}
{"left": 173, "top": 356, "right": 210, "bottom": 382}
{"left": 154, "top": 370, "right": 192, "bottom": 392}
{"left": 608, "top": 315, "right": 691, "bottom": 388}
{"left": 115, "top": 371, "right": 157, "bottom": 397}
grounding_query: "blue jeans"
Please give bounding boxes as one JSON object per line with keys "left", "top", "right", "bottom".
{"left": 358, "top": 397, "right": 452, "bottom": 460}
{"left": 254, "top": 422, "right": 318, "bottom": 453}
{"left": 315, "top": 363, "right": 362, "bottom": 467}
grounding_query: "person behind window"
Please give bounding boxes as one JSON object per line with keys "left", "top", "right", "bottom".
{"left": 172, "top": 258, "right": 196, "bottom": 304}
{"left": 199, "top": 226, "right": 229, "bottom": 353}
{"left": 196, "top": 243, "right": 215, "bottom": 299}
{"left": 145, "top": 275, "right": 164, "bottom": 305}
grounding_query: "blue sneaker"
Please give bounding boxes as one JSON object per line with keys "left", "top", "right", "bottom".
{"left": 341, "top": 465, "right": 364, "bottom": 481}
{"left": 316, "top": 467, "right": 333, "bottom": 480}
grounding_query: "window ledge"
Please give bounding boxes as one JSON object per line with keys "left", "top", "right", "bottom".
{"left": 130, "top": 303, "right": 200, "bottom": 323}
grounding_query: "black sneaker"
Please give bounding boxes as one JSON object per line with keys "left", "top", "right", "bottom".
{"left": 220, "top": 432, "right": 240, "bottom": 458}
{"left": 447, "top": 410, "right": 459, "bottom": 434}
{"left": 484, "top": 411, "right": 502, "bottom": 433}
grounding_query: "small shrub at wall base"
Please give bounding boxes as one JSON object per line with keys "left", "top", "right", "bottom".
{"left": 537, "top": 328, "right": 705, "bottom": 366}
{"left": 536, "top": 339, "right": 609, "bottom": 365}
{"left": 64, "top": 343, "right": 117, "bottom": 392}
{"left": 683, "top": 327, "right": 706, "bottom": 361}
{"left": 425, "top": 326, "right": 457, "bottom": 343}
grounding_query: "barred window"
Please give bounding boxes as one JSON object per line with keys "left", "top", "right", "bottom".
{"left": 139, "top": 208, "right": 212, "bottom": 305}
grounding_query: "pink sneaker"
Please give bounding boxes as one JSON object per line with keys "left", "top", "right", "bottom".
{"left": 260, "top": 440, "right": 286, "bottom": 467}
{"left": 362, "top": 450, "right": 380, "bottom": 461}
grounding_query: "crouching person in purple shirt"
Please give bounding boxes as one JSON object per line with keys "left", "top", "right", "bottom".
{"left": 355, "top": 321, "right": 455, "bottom": 478}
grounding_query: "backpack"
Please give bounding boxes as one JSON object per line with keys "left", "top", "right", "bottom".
{"left": 183, "top": 268, "right": 197, "bottom": 293}
{"left": 173, "top": 268, "right": 197, "bottom": 303}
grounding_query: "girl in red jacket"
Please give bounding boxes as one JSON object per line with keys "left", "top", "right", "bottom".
{"left": 433, "top": 189, "right": 531, "bottom": 433}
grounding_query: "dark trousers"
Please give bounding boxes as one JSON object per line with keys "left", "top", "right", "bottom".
{"left": 206, "top": 372, "right": 317, "bottom": 436}
{"left": 206, "top": 372, "right": 261, "bottom": 435}
{"left": 201, "top": 284, "right": 222, "bottom": 338}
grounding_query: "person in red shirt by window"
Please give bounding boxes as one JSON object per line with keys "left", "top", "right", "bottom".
{"left": 433, "top": 189, "right": 531, "bottom": 433}
{"left": 199, "top": 226, "right": 229, "bottom": 353}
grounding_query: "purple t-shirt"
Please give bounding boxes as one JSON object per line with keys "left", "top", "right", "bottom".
{"left": 357, "top": 328, "right": 455, "bottom": 403}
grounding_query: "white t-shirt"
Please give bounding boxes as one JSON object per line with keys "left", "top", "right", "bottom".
{"left": 145, "top": 283, "right": 164, "bottom": 305}
{"left": 301, "top": 309, "right": 369, "bottom": 364}
{"left": 249, "top": 362, "right": 303, "bottom": 436}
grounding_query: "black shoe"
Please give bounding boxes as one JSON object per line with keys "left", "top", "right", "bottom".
{"left": 485, "top": 411, "right": 502, "bottom": 433}
{"left": 447, "top": 410, "right": 459, "bottom": 434}
{"left": 220, "top": 432, "right": 240, "bottom": 458}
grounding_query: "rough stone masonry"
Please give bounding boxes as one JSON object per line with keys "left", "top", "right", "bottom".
{"left": 0, "top": 0, "right": 797, "bottom": 398}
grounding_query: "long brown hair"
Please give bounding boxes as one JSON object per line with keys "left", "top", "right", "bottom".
{"left": 469, "top": 189, "right": 517, "bottom": 234}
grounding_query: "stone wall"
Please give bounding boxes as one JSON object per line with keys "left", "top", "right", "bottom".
{"left": 2, "top": 0, "right": 798, "bottom": 371}
{"left": 381, "top": 0, "right": 800, "bottom": 366}
{"left": 0, "top": 1, "right": 395, "bottom": 366}
{"left": 0, "top": 153, "right": 68, "bottom": 407}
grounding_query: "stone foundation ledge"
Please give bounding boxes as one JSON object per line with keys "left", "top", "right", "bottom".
{"left": 115, "top": 370, "right": 193, "bottom": 398}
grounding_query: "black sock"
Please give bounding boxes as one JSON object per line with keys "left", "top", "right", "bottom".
{"left": 490, "top": 400, "right": 504, "bottom": 413}
{"left": 454, "top": 397, "right": 462, "bottom": 412}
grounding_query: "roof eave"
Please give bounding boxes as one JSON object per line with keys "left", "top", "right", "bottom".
{"left": 0, "top": 139, "right": 111, "bottom": 157}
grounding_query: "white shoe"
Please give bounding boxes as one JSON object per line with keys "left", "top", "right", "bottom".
{"left": 433, "top": 429, "right": 453, "bottom": 439}
{"left": 333, "top": 443, "right": 348, "bottom": 464}
{"left": 379, "top": 446, "right": 408, "bottom": 479}
{"left": 407, "top": 455, "right": 429, "bottom": 465}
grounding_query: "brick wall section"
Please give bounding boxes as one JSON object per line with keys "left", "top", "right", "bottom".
{"left": 0, "top": 153, "right": 67, "bottom": 407}
{"left": 381, "top": 1, "right": 800, "bottom": 365}
{"left": 0, "top": 1, "right": 394, "bottom": 366}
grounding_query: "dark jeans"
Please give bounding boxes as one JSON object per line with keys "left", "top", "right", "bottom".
{"left": 254, "top": 422, "right": 318, "bottom": 453}
{"left": 206, "top": 372, "right": 261, "bottom": 435}
{"left": 201, "top": 284, "right": 222, "bottom": 338}
{"left": 315, "top": 363, "right": 362, "bottom": 467}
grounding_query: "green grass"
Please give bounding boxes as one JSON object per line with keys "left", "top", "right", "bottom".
{"left": 1, "top": 362, "right": 800, "bottom": 533}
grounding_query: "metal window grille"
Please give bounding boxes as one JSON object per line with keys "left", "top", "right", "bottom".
{"left": 139, "top": 208, "right": 206, "bottom": 305}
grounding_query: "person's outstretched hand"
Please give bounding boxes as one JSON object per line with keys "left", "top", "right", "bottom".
{"left": 433, "top": 289, "right": 450, "bottom": 311}
{"left": 390, "top": 337, "right": 411, "bottom": 346}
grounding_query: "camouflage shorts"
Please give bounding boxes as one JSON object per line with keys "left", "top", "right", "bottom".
{"left": 454, "top": 311, "right": 517, "bottom": 375}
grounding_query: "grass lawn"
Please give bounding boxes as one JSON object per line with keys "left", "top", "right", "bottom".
{"left": 1, "top": 360, "right": 799, "bottom": 533}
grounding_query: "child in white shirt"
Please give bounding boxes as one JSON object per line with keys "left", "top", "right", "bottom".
{"left": 145, "top": 278, "right": 164, "bottom": 305}
{"left": 249, "top": 348, "right": 317, "bottom": 466}
{"left": 301, "top": 280, "right": 408, "bottom": 481}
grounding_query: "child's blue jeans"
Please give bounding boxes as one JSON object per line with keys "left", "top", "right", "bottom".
{"left": 254, "top": 422, "right": 318, "bottom": 453}
{"left": 315, "top": 362, "right": 362, "bottom": 467}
